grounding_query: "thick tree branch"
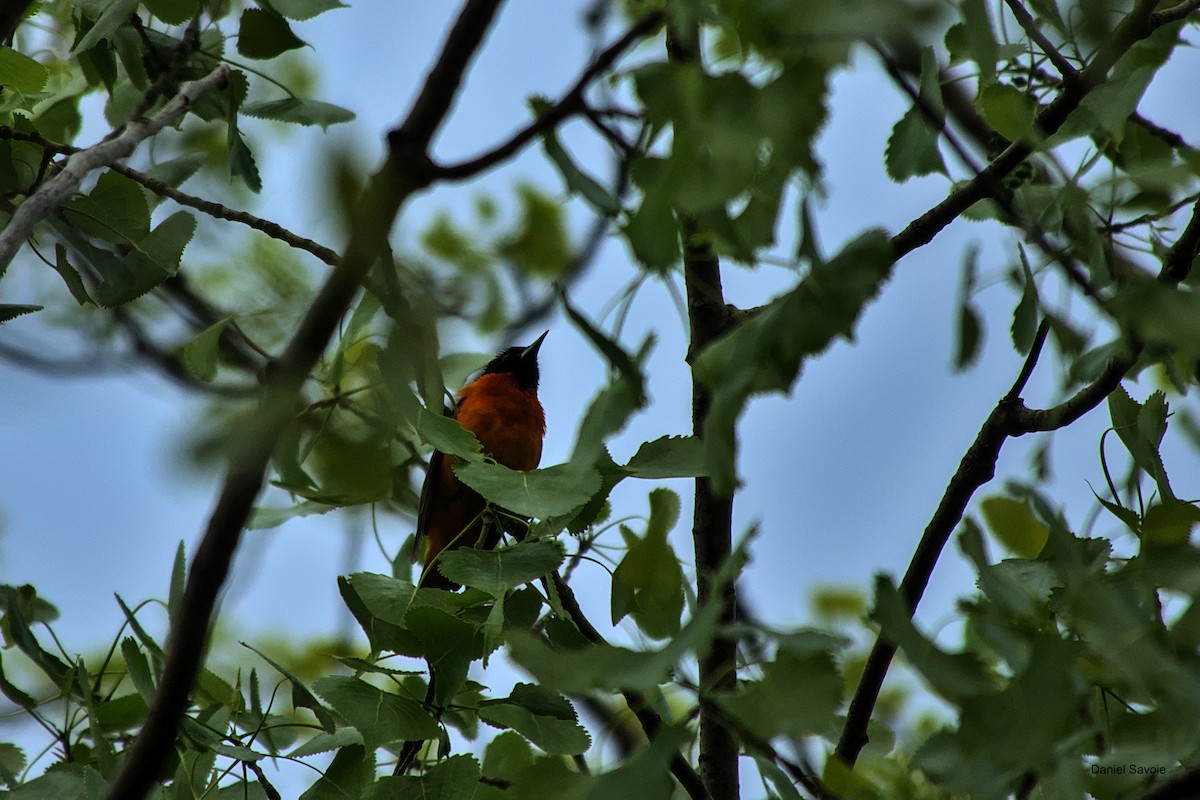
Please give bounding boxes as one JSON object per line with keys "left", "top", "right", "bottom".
{"left": 0, "top": 65, "right": 231, "bottom": 277}
{"left": 431, "top": 11, "right": 663, "bottom": 181}
{"left": 101, "top": 3, "right": 506, "bottom": 798}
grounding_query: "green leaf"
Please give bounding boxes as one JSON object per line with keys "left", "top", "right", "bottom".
{"left": 405, "top": 606, "right": 478, "bottom": 705}
{"left": 91, "top": 211, "right": 196, "bottom": 307}
{"left": 337, "top": 572, "right": 420, "bottom": 656}
{"left": 63, "top": 170, "right": 150, "bottom": 244}
{"left": 363, "top": 755, "right": 480, "bottom": 800}
{"left": 0, "top": 652, "right": 36, "bottom": 710}
{"left": 0, "top": 46, "right": 48, "bottom": 93}
{"left": 717, "top": 639, "right": 843, "bottom": 739}
{"left": 0, "top": 305, "right": 42, "bottom": 323}
{"left": 1011, "top": 246, "right": 1039, "bottom": 354}
{"left": 611, "top": 489, "right": 684, "bottom": 639}
{"left": 979, "top": 83, "right": 1038, "bottom": 143}
{"left": 145, "top": 154, "right": 207, "bottom": 203}
{"left": 0, "top": 741, "right": 26, "bottom": 785}
{"left": 956, "top": 0, "right": 999, "bottom": 83}
{"left": 413, "top": 406, "right": 482, "bottom": 461}
{"left": 624, "top": 436, "right": 708, "bottom": 478}
{"left": 120, "top": 637, "right": 155, "bottom": 704}
{"left": 72, "top": 0, "right": 139, "bottom": 53}
{"left": 51, "top": 245, "right": 92, "bottom": 305}
{"left": 482, "top": 731, "right": 533, "bottom": 783}
{"left": 229, "top": 124, "right": 262, "bottom": 193}
{"left": 181, "top": 316, "right": 234, "bottom": 382}
{"left": 437, "top": 539, "right": 565, "bottom": 595}
{"left": 242, "top": 97, "right": 356, "bottom": 129}
{"left": 1142, "top": 500, "right": 1200, "bottom": 546}
{"left": 480, "top": 685, "right": 590, "bottom": 755}
{"left": 237, "top": 7, "right": 306, "bottom": 59}
{"left": 243, "top": 643, "right": 337, "bottom": 732}
{"left": 885, "top": 106, "right": 946, "bottom": 181}
{"left": 312, "top": 676, "right": 440, "bottom": 747}
{"left": 695, "top": 229, "right": 894, "bottom": 494}
{"left": 872, "top": 576, "right": 995, "bottom": 701}
{"left": 454, "top": 462, "right": 602, "bottom": 519}
{"left": 298, "top": 745, "right": 374, "bottom": 800}
{"left": 980, "top": 496, "right": 1049, "bottom": 558}
{"left": 1108, "top": 384, "right": 1174, "bottom": 500}
{"left": 145, "top": 0, "right": 200, "bottom": 25}
{"left": 541, "top": 127, "right": 620, "bottom": 214}
{"left": 248, "top": 500, "right": 334, "bottom": 530}
{"left": 500, "top": 184, "right": 572, "bottom": 278}
{"left": 287, "top": 727, "right": 363, "bottom": 759}
{"left": 621, "top": 178, "right": 679, "bottom": 270}
{"left": 263, "top": 0, "right": 347, "bottom": 20}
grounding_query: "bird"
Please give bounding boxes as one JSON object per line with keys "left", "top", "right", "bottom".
{"left": 416, "top": 330, "right": 548, "bottom": 589}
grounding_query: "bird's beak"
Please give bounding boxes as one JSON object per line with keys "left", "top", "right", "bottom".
{"left": 520, "top": 330, "right": 549, "bottom": 364}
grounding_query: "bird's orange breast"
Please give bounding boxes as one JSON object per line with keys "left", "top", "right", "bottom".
{"left": 454, "top": 373, "right": 545, "bottom": 470}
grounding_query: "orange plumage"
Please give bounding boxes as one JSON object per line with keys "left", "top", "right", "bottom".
{"left": 417, "top": 332, "right": 547, "bottom": 589}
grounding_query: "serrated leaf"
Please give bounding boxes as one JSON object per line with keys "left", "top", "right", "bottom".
{"left": 695, "top": 229, "right": 894, "bottom": 494}
{"left": 454, "top": 462, "right": 601, "bottom": 519}
{"left": 717, "top": 646, "right": 842, "bottom": 739}
{"left": 298, "top": 745, "right": 373, "bottom": 800}
{"left": 51, "top": 245, "right": 92, "bottom": 305}
{"left": 885, "top": 106, "right": 946, "bottom": 181}
{"left": 287, "top": 727, "right": 363, "bottom": 759}
{"left": 263, "top": 0, "right": 347, "bottom": 20}
{"left": 413, "top": 406, "right": 482, "bottom": 461}
{"left": 437, "top": 539, "right": 564, "bottom": 595}
{"left": 243, "top": 643, "right": 337, "bottom": 732}
{"left": 1011, "top": 246, "right": 1039, "bottom": 354}
{"left": 0, "top": 46, "right": 48, "bottom": 93}
{"left": 145, "top": 0, "right": 200, "bottom": 25}
{"left": 363, "top": 755, "right": 480, "bottom": 800}
{"left": 72, "top": 0, "right": 139, "bottom": 53}
{"left": 337, "top": 572, "right": 420, "bottom": 655}
{"left": 980, "top": 496, "right": 1049, "bottom": 558}
{"left": 63, "top": 170, "right": 150, "bottom": 243}
{"left": 229, "top": 124, "right": 261, "bottom": 193}
{"left": 120, "top": 637, "right": 155, "bottom": 703}
{"left": 479, "top": 701, "right": 591, "bottom": 756}
{"left": 237, "top": 7, "right": 305, "bottom": 59}
{"left": 312, "top": 676, "right": 439, "bottom": 747}
{"left": 242, "top": 97, "right": 356, "bottom": 129}
{"left": 624, "top": 435, "right": 708, "bottom": 478}
{"left": 612, "top": 490, "right": 684, "bottom": 639}
{"left": 0, "top": 305, "right": 42, "bottom": 323}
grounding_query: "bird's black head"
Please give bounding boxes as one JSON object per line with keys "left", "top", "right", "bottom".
{"left": 482, "top": 330, "right": 548, "bottom": 391}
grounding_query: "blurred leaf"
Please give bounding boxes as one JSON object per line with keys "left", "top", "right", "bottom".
{"left": 264, "top": 0, "right": 347, "bottom": 20}
{"left": 181, "top": 316, "right": 234, "bottom": 382}
{"left": 248, "top": 500, "right": 334, "bottom": 530}
{"left": 1142, "top": 500, "right": 1200, "bottom": 546}
{"left": 145, "top": 0, "right": 199, "bottom": 25}
{"left": 979, "top": 84, "right": 1038, "bottom": 143}
{"left": 0, "top": 46, "right": 48, "bottom": 92}
{"left": 500, "top": 184, "right": 572, "bottom": 278}
{"left": 980, "top": 496, "right": 1049, "bottom": 558}
{"left": 695, "top": 229, "right": 894, "bottom": 494}
{"left": 242, "top": 97, "right": 355, "bottom": 129}
{"left": 872, "top": 576, "right": 995, "bottom": 701}
{"left": 229, "top": 123, "right": 261, "bottom": 193}
{"left": 454, "top": 462, "right": 601, "bottom": 519}
{"left": 313, "top": 676, "right": 440, "bottom": 747}
{"left": 244, "top": 643, "right": 337, "bottom": 732}
{"left": 717, "top": 643, "right": 842, "bottom": 739}
{"left": 624, "top": 436, "right": 708, "bottom": 478}
{"left": 51, "top": 245, "right": 92, "bottom": 305}
{"left": 298, "top": 745, "right": 374, "bottom": 800}
{"left": 364, "top": 755, "right": 480, "bottom": 800}
{"left": 0, "top": 652, "right": 36, "bottom": 710}
{"left": 72, "top": 0, "right": 139, "bottom": 53}
{"left": 611, "top": 489, "right": 684, "bottom": 639}
{"left": 287, "top": 728, "right": 363, "bottom": 759}
{"left": 1108, "top": 385, "right": 1174, "bottom": 500}
{"left": 238, "top": 7, "right": 306, "bottom": 59}
{"left": 542, "top": 127, "right": 620, "bottom": 215}
{"left": 1011, "top": 247, "right": 1039, "bottom": 354}
{"left": 438, "top": 539, "right": 564, "bottom": 595}
{"left": 414, "top": 407, "right": 482, "bottom": 461}
{"left": 482, "top": 731, "right": 533, "bottom": 783}
{"left": 886, "top": 106, "right": 946, "bottom": 181}
{"left": 0, "top": 305, "right": 42, "bottom": 323}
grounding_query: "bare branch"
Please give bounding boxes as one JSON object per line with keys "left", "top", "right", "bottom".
{"left": 0, "top": 65, "right": 231, "bottom": 277}
{"left": 431, "top": 11, "right": 663, "bottom": 181}
{"left": 1002, "top": 0, "right": 1078, "bottom": 76}
{"left": 1150, "top": 0, "right": 1200, "bottom": 28}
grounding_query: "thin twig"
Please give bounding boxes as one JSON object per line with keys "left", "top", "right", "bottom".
{"left": 431, "top": 11, "right": 663, "bottom": 181}
{"left": 0, "top": 65, "right": 231, "bottom": 277}
{"left": 0, "top": 127, "right": 342, "bottom": 267}
{"left": 1002, "top": 0, "right": 1077, "bottom": 76}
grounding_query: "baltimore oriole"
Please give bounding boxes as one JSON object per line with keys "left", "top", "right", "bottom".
{"left": 416, "top": 331, "right": 547, "bottom": 589}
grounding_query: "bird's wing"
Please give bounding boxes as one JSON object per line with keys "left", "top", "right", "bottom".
{"left": 413, "top": 399, "right": 457, "bottom": 561}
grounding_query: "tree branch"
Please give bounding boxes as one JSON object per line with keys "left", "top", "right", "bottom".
{"left": 0, "top": 65, "right": 231, "bottom": 277}
{"left": 548, "top": 573, "right": 713, "bottom": 800}
{"left": 0, "top": 0, "right": 35, "bottom": 44}
{"left": 1002, "top": 0, "right": 1077, "bottom": 77}
{"left": 1136, "top": 762, "right": 1200, "bottom": 800}
{"left": 431, "top": 11, "right": 663, "bottom": 181}
{"left": 890, "top": 0, "right": 1161, "bottom": 261}
{"left": 101, "top": 3, "right": 507, "bottom": 798}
